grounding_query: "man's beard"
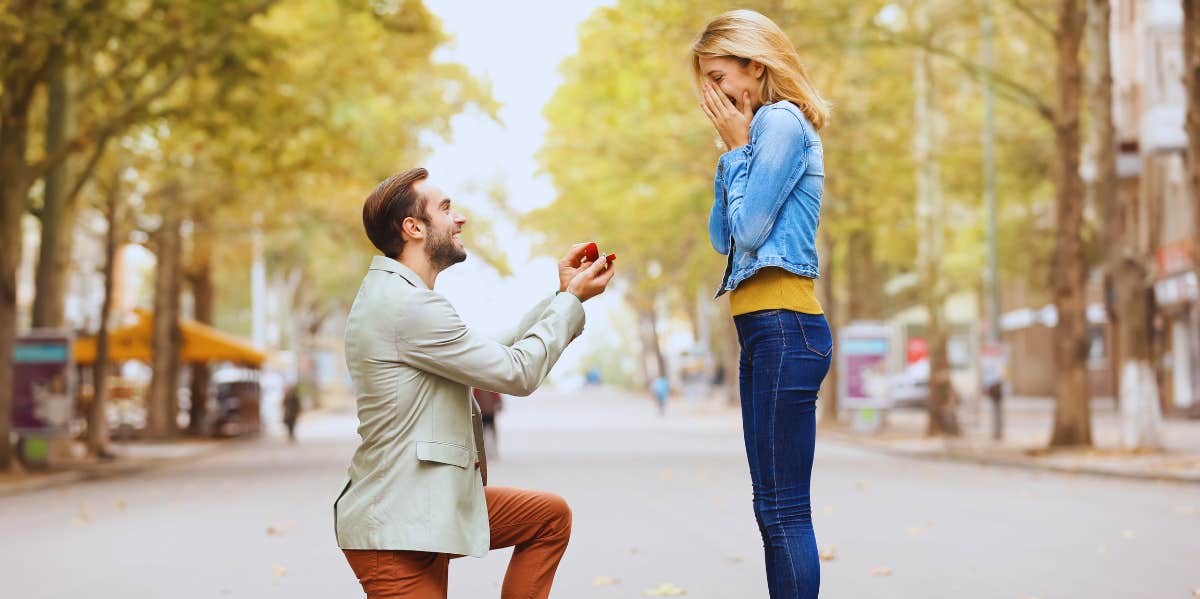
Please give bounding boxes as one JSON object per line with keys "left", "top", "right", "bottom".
{"left": 425, "top": 225, "right": 467, "bottom": 270}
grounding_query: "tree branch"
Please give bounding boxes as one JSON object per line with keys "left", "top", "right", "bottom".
{"left": 867, "top": 27, "right": 1055, "bottom": 122}
{"left": 62, "top": 132, "right": 112, "bottom": 208}
{"left": 28, "top": 0, "right": 279, "bottom": 178}
{"left": 1001, "top": 0, "right": 1056, "bottom": 36}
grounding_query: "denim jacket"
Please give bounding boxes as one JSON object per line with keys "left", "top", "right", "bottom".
{"left": 709, "top": 100, "right": 824, "bottom": 298}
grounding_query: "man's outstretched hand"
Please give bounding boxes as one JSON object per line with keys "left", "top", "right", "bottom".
{"left": 558, "top": 242, "right": 616, "bottom": 302}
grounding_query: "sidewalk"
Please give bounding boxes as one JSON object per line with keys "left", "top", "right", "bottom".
{"left": 0, "top": 437, "right": 245, "bottom": 497}
{"left": 820, "top": 396, "right": 1200, "bottom": 484}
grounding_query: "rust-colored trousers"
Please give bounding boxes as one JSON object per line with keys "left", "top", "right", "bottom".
{"left": 342, "top": 487, "right": 572, "bottom": 599}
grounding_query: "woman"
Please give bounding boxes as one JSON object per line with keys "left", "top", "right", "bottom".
{"left": 693, "top": 10, "right": 832, "bottom": 599}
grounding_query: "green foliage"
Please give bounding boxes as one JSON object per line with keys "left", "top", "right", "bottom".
{"left": 531, "top": 0, "right": 1062, "bottom": 324}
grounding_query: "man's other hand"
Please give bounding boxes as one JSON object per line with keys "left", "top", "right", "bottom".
{"left": 566, "top": 252, "right": 616, "bottom": 302}
{"left": 558, "top": 243, "right": 592, "bottom": 293}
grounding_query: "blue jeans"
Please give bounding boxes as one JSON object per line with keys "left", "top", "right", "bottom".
{"left": 734, "top": 310, "right": 832, "bottom": 599}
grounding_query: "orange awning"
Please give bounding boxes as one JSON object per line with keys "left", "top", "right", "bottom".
{"left": 74, "top": 309, "right": 266, "bottom": 367}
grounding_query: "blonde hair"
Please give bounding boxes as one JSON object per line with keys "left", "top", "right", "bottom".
{"left": 691, "top": 10, "right": 831, "bottom": 130}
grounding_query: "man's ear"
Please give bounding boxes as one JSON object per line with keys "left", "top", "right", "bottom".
{"left": 400, "top": 216, "right": 425, "bottom": 241}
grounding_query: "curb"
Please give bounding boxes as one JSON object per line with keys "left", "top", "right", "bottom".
{"left": 0, "top": 437, "right": 254, "bottom": 498}
{"left": 821, "top": 430, "right": 1200, "bottom": 486}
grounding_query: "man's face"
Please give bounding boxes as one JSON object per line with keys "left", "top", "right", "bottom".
{"left": 413, "top": 180, "right": 467, "bottom": 269}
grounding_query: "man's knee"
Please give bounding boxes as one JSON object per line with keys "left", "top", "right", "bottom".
{"left": 540, "top": 492, "right": 572, "bottom": 538}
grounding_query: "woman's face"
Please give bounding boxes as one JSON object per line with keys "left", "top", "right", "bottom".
{"left": 698, "top": 55, "right": 764, "bottom": 111}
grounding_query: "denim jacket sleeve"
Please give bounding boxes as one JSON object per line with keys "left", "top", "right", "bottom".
{"left": 709, "top": 172, "right": 732, "bottom": 255}
{"left": 712, "top": 108, "right": 810, "bottom": 253}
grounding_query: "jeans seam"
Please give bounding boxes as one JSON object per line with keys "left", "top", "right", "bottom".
{"left": 775, "top": 311, "right": 787, "bottom": 348}
{"left": 770, "top": 349, "right": 799, "bottom": 596}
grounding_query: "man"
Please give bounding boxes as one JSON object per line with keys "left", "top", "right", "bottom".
{"left": 334, "top": 167, "right": 615, "bottom": 598}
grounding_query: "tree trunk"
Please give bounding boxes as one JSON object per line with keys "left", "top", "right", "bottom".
{"left": 646, "top": 304, "right": 668, "bottom": 380}
{"left": 1049, "top": 0, "right": 1092, "bottom": 447}
{"left": 186, "top": 216, "right": 213, "bottom": 437}
{"left": 926, "top": 297, "right": 959, "bottom": 435}
{"left": 146, "top": 185, "right": 184, "bottom": 438}
{"left": 702, "top": 285, "right": 741, "bottom": 406}
{"left": 1185, "top": 0, "right": 1200, "bottom": 249}
{"left": 32, "top": 43, "right": 79, "bottom": 329}
{"left": 914, "top": 3, "right": 960, "bottom": 436}
{"left": 818, "top": 233, "right": 839, "bottom": 422}
{"left": 845, "top": 229, "right": 881, "bottom": 320}
{"left": 1115, "top": 260, "right": 1162, "bottom": 448}
{"left": 88, "top": 164, "right": 123, "bottom": 456}
{"left": 0, "top": 87, "right": 35, "bottom": 470}
{"left": 1092, "top": 0, "right": 1123, "bottom": 413}
{"left": 1089, "top": 0, "right": 1162, "bottom": 449}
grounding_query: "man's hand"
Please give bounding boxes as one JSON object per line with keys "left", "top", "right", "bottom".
{"left": 558, "top": 243, "right": 592, "bottom": 293}
{"left": 566, "top": 252, "right": 616, "bottom": 302}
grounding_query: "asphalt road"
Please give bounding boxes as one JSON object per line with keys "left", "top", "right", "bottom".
{"left": 2, "top": 387, "right": 1197, "bottom": 598}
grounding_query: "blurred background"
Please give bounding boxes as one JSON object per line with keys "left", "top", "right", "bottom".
{"left": 1, "top": 1, "right": 1198, "bottom": 597}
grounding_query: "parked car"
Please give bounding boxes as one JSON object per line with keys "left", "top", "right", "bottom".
{"left": 209, "top": 368, "right": 262, "bottom": 437}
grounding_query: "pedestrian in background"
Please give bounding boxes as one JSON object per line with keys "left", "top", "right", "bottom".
{"left": 471, "top": 387, "right": 503, "bottom": 459}
{"left": 694, "top": 9, "right": 833, "bottom": 598}
{"left": 651, "top": 375, "right": 670, "bottom": 416}
{"left": 282, "top": 384, "right": 302, "bottom": 443}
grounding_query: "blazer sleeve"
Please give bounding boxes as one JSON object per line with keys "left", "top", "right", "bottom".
{"left": 491, "top": 295, "right": 555, "bottom": 346}
{"left": 396, "top": 291, "right": 585, "bottom": 396}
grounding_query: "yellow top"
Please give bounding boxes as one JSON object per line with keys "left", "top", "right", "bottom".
{"left": 730, "top": 267, "right": 823, "bottom": 316}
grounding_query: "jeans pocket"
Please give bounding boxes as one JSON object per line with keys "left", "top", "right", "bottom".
{"left": 798, "top": 314, "right": 833, "bottom": 357}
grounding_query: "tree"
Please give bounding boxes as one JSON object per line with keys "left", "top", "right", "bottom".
{"left": 1, "top": 0, "right": 279, "bottom": 468}
{"left": 1091, "top": 0, "right": 1161, "bottom": 449}
{"left": 1047, "top": 0, "right": 1090, "bottom": 447}
{"left": 86, "top": 155, "right": 125, "bottom": 457}
{"left": 912, "top": 1, "right": 960, "bottom": 436}
{"left": 872, "top": 0, "right": 1094, "bottom": 447}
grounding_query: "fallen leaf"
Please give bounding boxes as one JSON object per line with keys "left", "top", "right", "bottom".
{"left": 78, "top": 503, "right": 93, "bottom": 524}
{"left": 819, "top": 545, "right": 837, "bottom": 562}
{"left": 271, "top": 565, "right": 287, "bottom": 577}
{"left": 822, "top": 506, "right": 835, "bottom": 515}
{"left": 1121, "top": 529, "right": 1136, "bottom": 540}
{"left": 592, "top": 576, "right": 618, "bottom": 587}
{"left": 869, "top": 566, "right": 893, "bottom": 577}
{"left": 266, "top": 526, "right": 282, "bottom": 536}
{"left": 114, "top": 499, "right": 127, "bottom": 511}
{"left": 629, "top": 546, "right": 640, "bottom": 556}
{"left": 1191, "top": 589, "right": 1199, "bottom": 598}
{"left": 726, "top": 555, "right": 744, "bottom": 564}
{"left": 643, "top": 582, "right": 687, "bottom": 596}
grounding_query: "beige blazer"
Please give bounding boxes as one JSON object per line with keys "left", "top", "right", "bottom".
{"left": 334, "top": 256, "right": 585, "bottom": 557}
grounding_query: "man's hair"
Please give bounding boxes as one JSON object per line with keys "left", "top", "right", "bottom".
{"left": 362, "top": 168, "right": 430, "bottom": 258}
